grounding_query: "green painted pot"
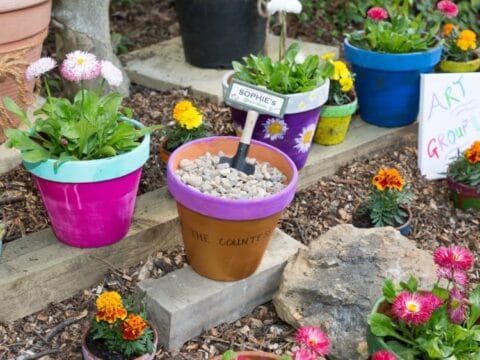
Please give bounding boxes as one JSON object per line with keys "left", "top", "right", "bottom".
{"left": 439, "top": 57, "right": 480, "bottom": 73}
{"left": 447, "top": 177, "right": 480, "bottom": 210}
{"left": 314, "top": 98, "right": 358, "bottom": 145}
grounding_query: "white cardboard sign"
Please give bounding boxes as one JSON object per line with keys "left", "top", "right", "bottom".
{"left": 418, "top": 73, "right": 480, "bottom": 179}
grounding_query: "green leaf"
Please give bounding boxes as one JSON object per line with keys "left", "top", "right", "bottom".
{"left": 468, "top": 285, "right": 480, "bottom": 329}
{"left": 368, "top": 313, "right": 402, "bottom": 338}
{"left": 385, "top": 340, "right": 420, "bottom": 360}
{"left": 383, "top": 279, "right": 397, "bottom": 303}
{"left": 3, "top": 96, "right": 31, "bottom": 127}
{"left": 222, "top": 350, "right": 238, "bottom": 360}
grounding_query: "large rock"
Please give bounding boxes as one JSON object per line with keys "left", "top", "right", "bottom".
{"left": 273, "top": 224, "right": 437, "bottom": 360}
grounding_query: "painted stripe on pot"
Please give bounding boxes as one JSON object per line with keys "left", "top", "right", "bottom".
{"left": 321, "top": 98, "right": 358, "bottom": 118}
{"left": 167, "top": 136, "right": 299, "bottom": 221}
{"left": 222, "top": 71, "right": 330, "bottom": 114}
{"left": 24, "top": 118, "right": 150, "bottom": 183}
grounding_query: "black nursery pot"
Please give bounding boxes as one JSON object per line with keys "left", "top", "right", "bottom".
{"left": 175, "top": 0, "right": 267, "bottom": 69}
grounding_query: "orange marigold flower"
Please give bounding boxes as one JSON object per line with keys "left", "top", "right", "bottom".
{"left": 122, "top": 314, "right": 147, "bottom": 341}
{"left": 443, "top": 23, "right": 455, "bottom": 37}
{"left": 464, "top": 141, "right": 480, "bottom": 164}
{"left": 372, "top": 168, "right": 405, "bottom": 191}
{"left": 456, "top": 29, "right": 477, "bottom": 51}
{"left": 95, "top": 291, "right": 127, "bottom": 324}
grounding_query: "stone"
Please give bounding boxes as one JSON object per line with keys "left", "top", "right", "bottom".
{"left": 137, "top": 229, "right": 304, "bottom": 351}
{"left": 273, "top": 224, "right": 437, "bottom": 360}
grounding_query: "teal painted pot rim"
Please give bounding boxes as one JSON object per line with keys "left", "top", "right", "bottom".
{"left": 24, "top": 118, "right": 150, "bottom": 183}
{"left": 321, "top": 98, "right": 358, "bottom": 117}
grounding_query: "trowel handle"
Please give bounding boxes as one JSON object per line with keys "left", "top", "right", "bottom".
{"left": 240, "top": 110, "right": 259, "bottom": 145}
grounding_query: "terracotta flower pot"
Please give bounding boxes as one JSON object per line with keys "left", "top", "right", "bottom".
{"left": 447, "top": 176, "right": 480, "bottom": 210}
{"left": 81, "top": 322, "right": 158, "bottom": 360}
{"left": 212, "top": 351, "right": 280, "bottom": 360}
{"left": 159, "top": 140, "right": 172, "bottom": 164}
{"left": 167, "top": 136, "right": 298, "bottom": 281}
{"left": 314, "top": 97, "right": 358, "bottom": 145}
{"left": 439, "top": 56, "right": 480, "bottom": 73}
{"left": 0, "top": 0, "right": 51, "bottom": 143}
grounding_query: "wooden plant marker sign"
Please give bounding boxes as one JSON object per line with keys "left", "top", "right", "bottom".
{"left": 418, "top": 73, "right": 480, "bottom": 179}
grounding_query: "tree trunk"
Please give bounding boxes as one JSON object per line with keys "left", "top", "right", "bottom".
{"left": 52, "top": 0, "right": 130, "bottom": 97}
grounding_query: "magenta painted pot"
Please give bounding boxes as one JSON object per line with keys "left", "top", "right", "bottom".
{"left": 222, "top": 72, "right": 330, "bottom": 169}
{"left": 23, "top": 118, "right": 150, "bottom": 248}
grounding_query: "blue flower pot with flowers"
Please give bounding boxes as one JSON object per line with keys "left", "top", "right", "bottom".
{"left": 344, "top": 1, "right": 456, "bottom": 127}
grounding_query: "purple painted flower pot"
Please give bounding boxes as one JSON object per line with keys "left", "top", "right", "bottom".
{"left": 23, "top": 118, "right": 150, "bottom": 248}
{"left": 222, "top": 72, "right": 330, "bottom": 169}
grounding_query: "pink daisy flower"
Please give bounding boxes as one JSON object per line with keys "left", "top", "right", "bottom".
{"left": 437, "top": 0, "right": 459, "bottom": 18}
{"left": 367, "top": 7, "right": 389, "bottom": 21}
{"left": 292, "top": 349, "right": 317, "bottom": 360}
{"left": 25, "top": 57, "right": 56, "bottom": 81}
{"left": 448, "top": 288, "right": 467, "bottom": 324}
{"left": 422, "top": 292, "right": 443, "bottom": 311}
{"left": 433, "top": 246, "right": 473, "bottom": 271}
{"left": 372, "top": 350, "right": 398, "bottom": 360}
{"left": 392, "top": 292, "right": 433, "bottom": 326}
{"left": 60, "top": 51, "right": 101, "bottom": 82}
{"left": 295, "top": 326, "right": 330, "bottom": 356}
{"left": 437, "top": 267, "right": 468, "bottom": 287}
{"left": 100, "top": 60, "right": 123, "bottom": 87}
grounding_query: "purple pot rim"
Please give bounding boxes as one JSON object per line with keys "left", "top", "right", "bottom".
{"left": 447, "top": 176, "right": 480, "bottom": 196}
{"left": 167, "top": 136, "right": 299, "bottom": 221}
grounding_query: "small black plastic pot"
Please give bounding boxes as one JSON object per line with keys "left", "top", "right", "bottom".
{"left": 175, "top": 0, "right": 267, "bottom": 69}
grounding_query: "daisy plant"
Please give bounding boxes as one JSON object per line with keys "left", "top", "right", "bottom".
{"left": 368, "top": 245, "right": 480, "bottom": 359}
{"left": 359, "top": 168, "right": 413, "bottom": 227}
{"left": 89, "top": 291, "right": 154, "bottom": 357}
{"left": 347, "top": 0, "right": 458, "bottom": 53}
{"left": 321, "top": 53, "right": 355, "bottom": 106}
{"left": 222, "top": 325, "right": 329, "bottom": 360}
{"left": 442, "top": 23, "right": 478, "bottom": 62}
{"left": 3, "top": 51, "right": 161, "bottom": 166}
{"left": 161, "top": 100, "right": 209, "bottom": 152}
{"left": 447, "top": 140, "right": 480, "bottom": 191}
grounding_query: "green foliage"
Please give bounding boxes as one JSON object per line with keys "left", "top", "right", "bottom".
{"left": 112, "top": 32, "right": 134, "bottom": 55}
{"left": 221, "top": 350, "right": 238, "bottom": 360}
{"left": 162, "top": 123, "right": 210, "bottom": 152}
{"left": 442, "top": 26, "right": 479, "bottom": 62}
{"left": 232, "top": 43, "right": 333, "bottom": 95}
{"left": 360, "top": 186, "right": 413, "bottom": 227}
{"left": 447, "top": 151, "right": 480, "bottom": 191}
{"left": 3, "top": 90, "right": 161, "bottom": 165}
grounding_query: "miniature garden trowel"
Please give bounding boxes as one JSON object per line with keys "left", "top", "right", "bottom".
{"left": 219, "top": 110, "right": 259, "bottom": 175}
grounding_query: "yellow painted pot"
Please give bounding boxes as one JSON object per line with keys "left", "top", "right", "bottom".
{"left": 439, "top": 57, "right": 480, "bottom": 73}
{"left": 314, "top": 98, "right": 358, "bottom": 145}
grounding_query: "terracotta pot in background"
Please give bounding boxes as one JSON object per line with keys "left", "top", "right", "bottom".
{"left": 159, "top": 140, "right": 171, "bottom": 164}
{"left": 0, "top": 0, "right": 51, "bottom": 143}
{"left": 212, "top": 351, "right": 280, "bottom": 360}
{"left": 167, "top": 136, "right": 298, "bottom": 281}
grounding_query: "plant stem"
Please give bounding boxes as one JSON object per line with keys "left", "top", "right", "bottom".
{"left": 43, "top": 78, "right": 53, "bottom": 109}
{"left": 279, "top": 11, "right": 287, "bottom": 61}
{"left": 80, "top": 80, "right": 85, "bottom": 118}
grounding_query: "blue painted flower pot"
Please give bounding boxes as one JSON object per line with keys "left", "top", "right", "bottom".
{"left": 344, "top": 39, "right": 443, "bottom": 127}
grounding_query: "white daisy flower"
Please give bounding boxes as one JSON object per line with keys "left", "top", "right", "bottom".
{"left": 263, "top": 118, "right": 289, "bottom": 141}
{"left": 100, "top": 60, "right": 123, "bottom": 87}
{"left": 25, "top": 57, "right": 56, "bottom": 81}
{"left": 294, "top": 123, "right": 316, "bottom": 153}
{"left": 60, "top": 51, "right": 101, "bottom": 82}
{"left": 267, "top": 0, "right": 302, "bottom": 15}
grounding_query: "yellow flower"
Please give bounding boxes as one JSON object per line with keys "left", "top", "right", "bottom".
{"left": 456, "top": 29, "right": 477, "bottom": 51}
{"left": 321, "top": 52, "right": 336, "bottom": 62}
{"left": 372, "top": 168, "right": 405, "bottom": 192}
{"left": 173, "top": 100, "right": 203, "bottom": 130}
{"left": 464, "top": 141, "right": 480, "bottom": 164}
{"left": 122, "top": 314, "right": 147, "bottom": 341}
{"left": 332, "top": 61, "right": 350, "bottom": 81}
{"left": 95, "top": 291, "right": 127, "bottom": 324}
{"left": 339, "top": 76, "right": 353, "bottom": 92}
{"left": 443, "top": 23, "right": 455, "bottom": 37}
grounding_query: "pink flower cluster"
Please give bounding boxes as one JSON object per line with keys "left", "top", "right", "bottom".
{"left": 372, "top": 351, "right": 397, "bottom": 360}
{"left": 437, "top": 0, "right": 459, "bottom": 18}
{"left": 367, "top": 7, "right": 388, "bottom": 21}
{"left": 293, "top": 326, "right": 330, "bottom": 359}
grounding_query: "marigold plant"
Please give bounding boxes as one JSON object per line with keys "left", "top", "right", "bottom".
{"left": 447, "top": 140, "right": 480, "bottom": 191}
{"left": 89, "top": 291, "right": 154, "bottom": 358}
{"left": 368, "top": 245, "right": 480, "bottom": 359}
{"left": 162, "top": 100, "right": 210, "bottom": 152}
{"left": 442, "top": 24, "right": 478, "bottom": 61}
{"left": 360, "top": 168, "right": 413, "bottom": 227}
{"left": 321, "top": 53, "right": 356, "bottom": 106}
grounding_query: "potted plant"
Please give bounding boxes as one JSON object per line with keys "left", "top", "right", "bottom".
{"left": 353, "top": 168, "right": 414, "bottom": 236}
{"left": 82, "top": 291, "right": 157, "bottom": 360}
{"left": 3, "top": 52, "right": 161, "bottom": 248}
{"left": 446, "top": 140, "right": 480, "bottom": 210}
{"left": 344, "top": 1, "right": 451, "bottom": 127}
{"left": 159, "top": 100, "right": 209, "bottom": 164}
{"left": 314, "top": 53, "right": 357, "bottom": 146}
{"left": 367, "top": 245, "right": 480, "bottom": 359}
{"left": 167, "top": 136, "right": 298, "bottom": 281}
{"left": 175, "top": 0, "right": 267, "bottom": 69}
{"left": 0, "top": 0, "right": 52, "bottom": 143}
{"left": 222, "top": 43, "right": 333, "bottom": 170}
{"left": 439, "top": 24, "right": 479, "bottom": 72}
{"left": 216, "top": 325, "right": 330, "bottom": 359}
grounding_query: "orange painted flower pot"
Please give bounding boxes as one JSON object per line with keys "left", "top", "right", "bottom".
{"left": 167, "top": 136, "right": 298, "bottom": 281}
{"left": 212, "top": 351, "right": 280, "bottom": 360}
